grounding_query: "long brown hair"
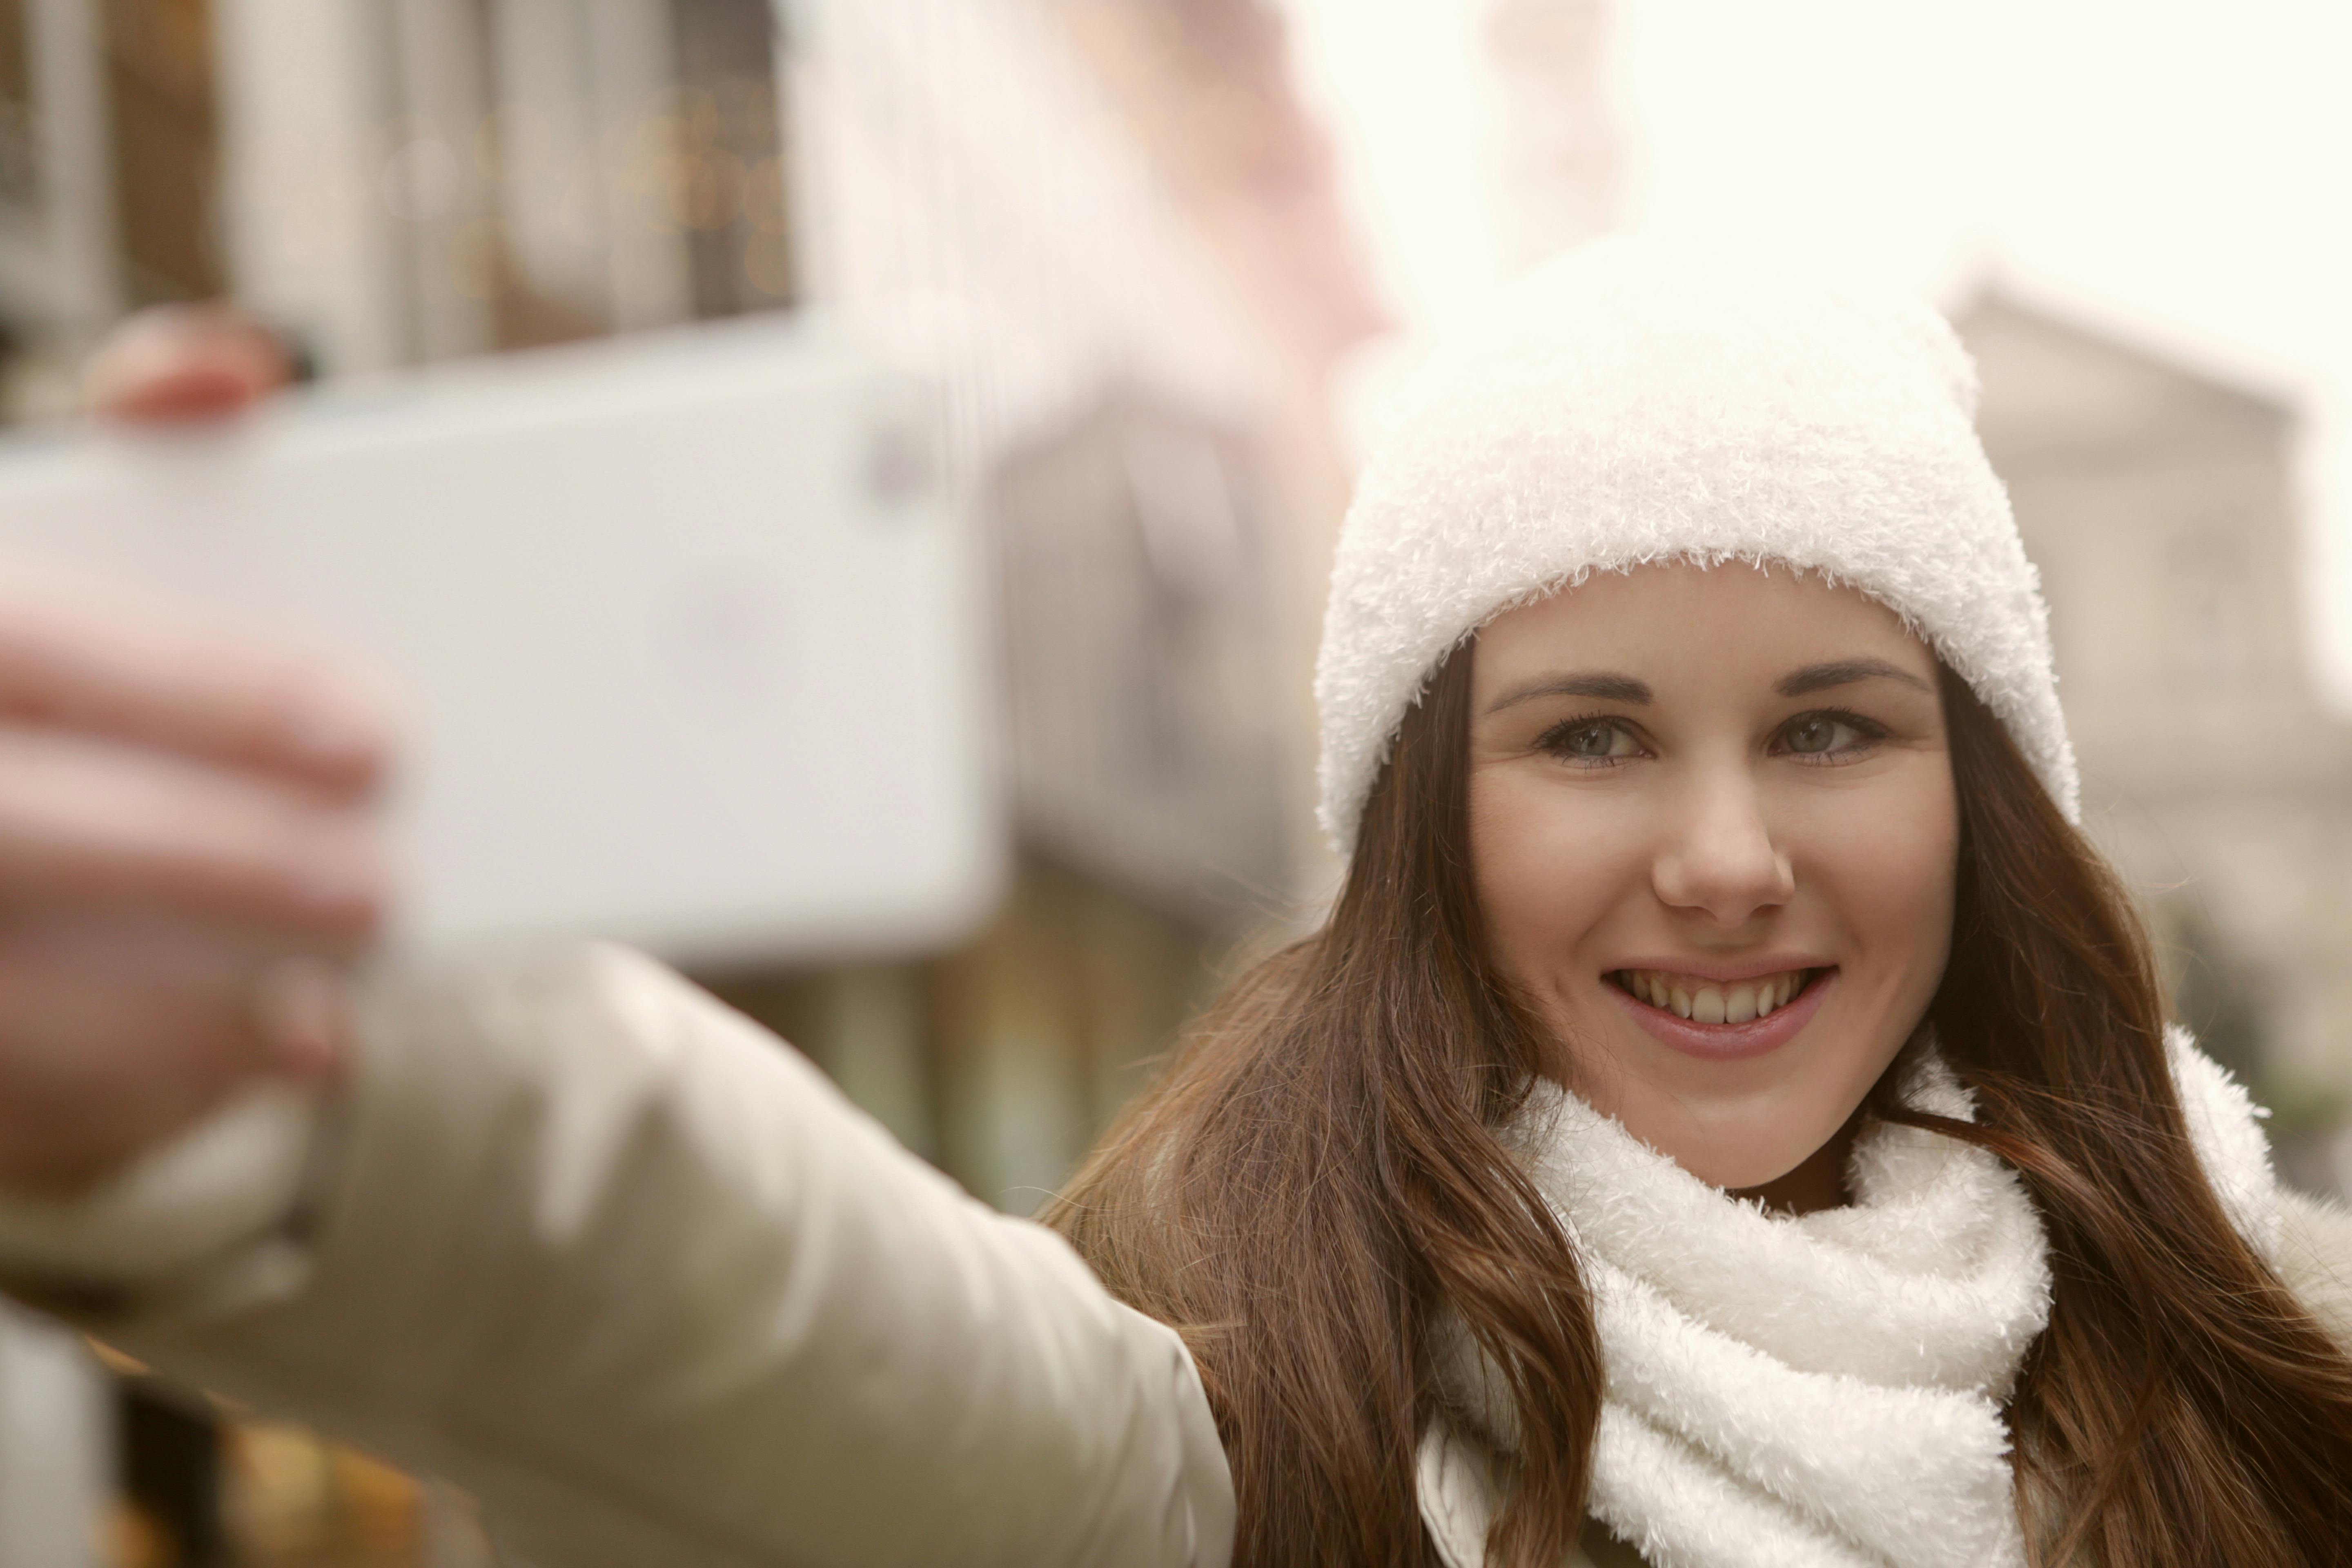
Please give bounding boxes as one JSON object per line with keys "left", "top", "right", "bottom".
{"left": 1045, "top": 647, "right": 2352, "bottom": 1565}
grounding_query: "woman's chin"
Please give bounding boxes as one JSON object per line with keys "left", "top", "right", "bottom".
{"left": 1603, "top": 1087, "right": 1854, "bottom": 1195}
{"left": 1667, "top": 1145, "right": 1818, "bottom": 1194}
{"left": 1568, "top": 1010, "right": 1907, "bottom": 1200}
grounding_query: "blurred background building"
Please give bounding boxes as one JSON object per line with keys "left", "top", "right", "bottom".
{"left": 1483, "top": 0, "right": 1615, "bottom": 267}
{"left": 1962, "top": 296, "right": 2352, "bottom": 1191}
{"left": 0, "top": 0, "right": 2346, "bottom": 1564}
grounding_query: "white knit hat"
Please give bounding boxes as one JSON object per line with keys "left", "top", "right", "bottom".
{"left": 1314, "top": 237, "right": 2077, "bottom": 854}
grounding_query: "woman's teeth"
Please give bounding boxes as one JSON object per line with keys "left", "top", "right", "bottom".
{"left": 1613, "top": 969, "right": 1811, "bottom": 1025}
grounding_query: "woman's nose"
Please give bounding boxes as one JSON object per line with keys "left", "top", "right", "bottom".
{"left": 1651, "top": 768, "right": 1795, "bottom": 926}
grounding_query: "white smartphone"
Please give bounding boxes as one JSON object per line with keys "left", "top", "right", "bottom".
{"left": 0, "top": 315, "right": 1005, "bottom": 965}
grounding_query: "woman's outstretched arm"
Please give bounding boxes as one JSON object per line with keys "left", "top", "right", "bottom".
{"left": 7, "top": 944, "right": 1235, "bottom": 1568}
{"left": 0, "top": 306, "right": 1234, "bottom": 1568}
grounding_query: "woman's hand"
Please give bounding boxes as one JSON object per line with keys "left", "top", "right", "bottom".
{"left": 0, "top": 305, "right": 388, "bottom": 1193}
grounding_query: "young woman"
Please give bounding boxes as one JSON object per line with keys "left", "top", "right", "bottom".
{"left": 2, "top": 243, "right": 2349, "bottom": 1568}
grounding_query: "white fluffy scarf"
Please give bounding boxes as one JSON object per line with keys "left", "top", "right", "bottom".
{"left": 1419, "top": 1029, "right": 2279, "bottom": 1568}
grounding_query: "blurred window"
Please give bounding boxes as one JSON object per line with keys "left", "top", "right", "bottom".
{"left": 103, "top": 0, "right": 222, "bottom": 304}
{"left": 994, "top": 392, "right": 1289, "bottom": 927}
{"left": 0, "top": 1, "right": 33, "bottom": 205}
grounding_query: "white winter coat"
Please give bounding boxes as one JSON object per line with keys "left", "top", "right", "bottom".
{"left": 3, "top": 944, "right": 2350, "bottom": 1568}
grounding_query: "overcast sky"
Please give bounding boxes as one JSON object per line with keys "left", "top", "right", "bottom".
{"left": 1281, "top": 0, "right": 2352, "bottom": 702}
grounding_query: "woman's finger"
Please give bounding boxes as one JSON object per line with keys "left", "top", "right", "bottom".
{"left": 0, "top": 726, "right": 386, "bottom": 944}
{"left": 82, "top": 303, "right": 294, "bottom": 424}
{"left": 0, "top": 561, "right": 391, "bottom": 798}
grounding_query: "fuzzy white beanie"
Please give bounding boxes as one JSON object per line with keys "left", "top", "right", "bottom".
{"left": 1315, "top": 237, "right": 2077, "bottom": 853}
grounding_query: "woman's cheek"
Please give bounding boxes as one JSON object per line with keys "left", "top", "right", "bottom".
{"left": 1468, "top": 770, "right": 1645, "bottom": 991}
{"left": 1786, "top": 766, "right": 1959, "bottom": 1006}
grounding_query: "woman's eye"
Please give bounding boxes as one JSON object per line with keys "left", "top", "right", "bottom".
{"left": 1785, "top": 716, "right": 1840, "bottom": 753}
{"left": 1544, "top": 719, "right": 1637, "bottom": 763}
{"left": 1778, "top": 712, "right": 1879, "bottom": 758}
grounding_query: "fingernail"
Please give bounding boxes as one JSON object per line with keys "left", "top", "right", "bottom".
{"left": 287, "top": 708, "right": 385, "bottom": 774}
{"left": 253, "top": 958, "right": 352, "bottom": 1079}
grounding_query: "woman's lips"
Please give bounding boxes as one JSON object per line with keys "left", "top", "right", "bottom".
{"left": 1604, "top": 967, "right": 1837, "bottom": 1061}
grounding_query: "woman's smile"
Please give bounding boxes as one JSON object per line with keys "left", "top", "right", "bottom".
{"left": 1603, "top": 963, "right": 1836, "bottom": 1060}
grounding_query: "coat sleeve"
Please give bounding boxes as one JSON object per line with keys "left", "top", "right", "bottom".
{"left": 10, "top": 944, "right": 1235, "bottom": 1568}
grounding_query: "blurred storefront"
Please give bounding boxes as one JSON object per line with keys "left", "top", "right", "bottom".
{"left": 0, "top": 0, "right": 1376, "bottom": 1563}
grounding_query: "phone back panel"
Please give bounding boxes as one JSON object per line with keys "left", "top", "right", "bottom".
{"left": 0, "top": 317, "right": 1004, "bottom": 964}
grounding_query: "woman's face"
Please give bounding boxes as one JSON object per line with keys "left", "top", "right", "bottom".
{"left": 1466, "top": 561, "right": 1958, "bottom": 1199}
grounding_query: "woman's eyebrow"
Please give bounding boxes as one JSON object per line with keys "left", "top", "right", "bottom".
{"left": 1485, "top": 672, "right": 1653, "bottom": 714}
{"left": 1775, "top": 658, "right": 1933, "bottom": 697}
